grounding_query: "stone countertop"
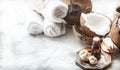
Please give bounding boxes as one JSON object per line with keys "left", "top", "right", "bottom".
{"left": 0, "top": 0, "right": 120, "bottom": 70}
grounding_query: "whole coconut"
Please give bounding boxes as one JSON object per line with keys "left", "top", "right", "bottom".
{"left": 61, "top": 0, "right": 92, "bottom": 13}
{"left": 110, "top": 14, "right": 120, "bottom": 49}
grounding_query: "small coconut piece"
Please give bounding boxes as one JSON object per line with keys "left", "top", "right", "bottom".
{"left": 101, "top": 38, "right": 114, "bottom": 53}
{"left": 79, "top": 49, "right": 92, "bottom": 62}
{"left": 88, "top": 55, "right": 98, "bottom": 65}
{"left": 80, "top": 13, "right": 111, "bottom": 37}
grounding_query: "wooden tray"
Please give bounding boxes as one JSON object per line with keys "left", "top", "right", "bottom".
{"left": 76, "top": 47, "right": 111, "bottom": 70}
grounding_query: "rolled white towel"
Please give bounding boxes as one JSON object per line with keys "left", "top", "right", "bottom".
{"left": 25, "top": 10, "right": 44, "bottom": 35}
{"left": 28, "top": 22, "right": 43, "bottom": 35}
{"left": 41, "top": 0, "right": 68, "bottom": 23}
{"left": 43, "top": 19, "right": 66, "bottom": 37}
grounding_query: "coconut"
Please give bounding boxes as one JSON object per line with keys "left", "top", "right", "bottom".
{"left": 61, "top": 0, "right": 92, "bottom": 13}
{"left": 110, "top": 11, "right": 120, "bottom": 49}
{"left": 88, "top": 55, "right": 98, "bottom": 65}
{"left": 81, "top": 13, "right": 111, "bottom": 37}
{"left": 73, "top": 12, "right": 111, "bottom": 44}
{"left": 63, "top": 3, "right": 82, "bottom": 25}
{"left": 79, "top": 49, "right": 91, "bottom": 62}
{"left": 115, "top": 6, "right": 120, "bottom": 15}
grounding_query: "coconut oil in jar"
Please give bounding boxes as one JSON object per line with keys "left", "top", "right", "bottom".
{"left": 91, "top": 36, "right": 101, "bottom": 60}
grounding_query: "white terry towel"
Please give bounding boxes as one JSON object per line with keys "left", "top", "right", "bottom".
{"left": 28, "top": 22, "right": 43, "bottom": 35}
{"left": 43, "top": 19, "right": 66, "bottom": 37}
{"left": 41, "top": 0, "right": 68, "bottom": 23}
{"left": 26, "top": 11, "right": 44, "bottom": 35}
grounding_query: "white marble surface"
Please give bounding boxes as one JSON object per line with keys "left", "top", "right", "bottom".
{"left": 0, "top": 0, "right": 120, "bottom": 70}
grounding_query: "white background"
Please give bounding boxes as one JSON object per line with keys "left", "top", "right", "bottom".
{"left": 0, "top": 0, "right": 120, "bottom": 70}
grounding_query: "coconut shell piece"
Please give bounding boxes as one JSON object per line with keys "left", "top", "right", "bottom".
{"left": 63, "top": 3, "right": 82, "bottom": 25}
{"left": 76, "top": 47, "right": 112, "bottom": 70}
{"left": 116, "top": 6, "right": 120, "bottom": 15}
{"left": 79, "top": 49, "right": 92, "bottom": 62}
{"left": 116, "top": 7, "right": 120, "bottom": 12}
{"left": 61, "top": 0, "right": 92, "bottom": 13}
{"left": 110, "top": 14, "right": 120, "bottom": 49}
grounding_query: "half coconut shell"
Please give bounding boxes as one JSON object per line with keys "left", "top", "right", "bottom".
{"left": 80, "top": 13, "right": 111, "bottom": 37}
{"left": 73, "top": 12, "right": 111, "bottom": 44}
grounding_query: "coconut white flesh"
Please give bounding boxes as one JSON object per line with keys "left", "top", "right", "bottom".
{"left": 118, "top": 18, "right": 120, "bottom": 29}
{"left": 82, "top": 13, "right": 111, "bottom": 36}
{"left": 79, "top": 50, "right": 91, "bottom": 61}
{"left": 88, "top": 55, "right": 98, "bottom": 65}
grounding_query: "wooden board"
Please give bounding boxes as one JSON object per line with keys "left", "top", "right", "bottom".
{"left": 76, "top": 47, "right": 112, "bottom": 70}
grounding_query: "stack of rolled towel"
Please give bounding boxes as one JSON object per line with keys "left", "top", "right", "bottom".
{"left": 43, "top": 19, "right": 66, "bottom": 37}
{"left": 27, "top": 11, "right": 44, "bottom": 35}
{"left": 27, "top": 0, "right": 68, "bottom": 37}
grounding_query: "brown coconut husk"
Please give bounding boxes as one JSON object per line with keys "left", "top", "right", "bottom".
{"left": 63, "top": 0, "right": 92, "bottom": 26}
{"left": 110, "top": 14, "right": 120, "bottom": 49}
{"left": 73, "top": 25, "right": 93, "bottom": 45}
{"left": 116, "top": 6, "right": 120, "bottom": 14}
{"left": 63, "top": 0, "right": 82, "bottom": 25}
{"left": 61, "top": 0, "right": 92, "bottom": 13}
{"left": 72, "top": 15, "right": 94, "bottom": 45}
